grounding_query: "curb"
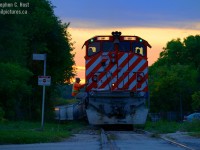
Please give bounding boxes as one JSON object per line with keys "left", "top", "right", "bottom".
{"left": 136, "top": 129, "right": 195, "bottom": 150}
{"left": 160, "top": 136, "right": 195, "bottom": 150}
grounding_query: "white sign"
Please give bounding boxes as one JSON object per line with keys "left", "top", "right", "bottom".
{"left": 33, "top": 54, "right": 46, "bottom": 60}
{"left": 38, "top": 76, "right": 51, "bottom": 86}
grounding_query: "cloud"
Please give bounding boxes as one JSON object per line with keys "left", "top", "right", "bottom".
{"left": 51, "top": 0, "right": 200, "bottom": 30}
{"left": 76, "top": 66, "right": 85, "bottom": 70}
{"left": 63, "top": 18, "right": 200, "bottom": 30}
{"left": 50, "top": 0, "right": 200, "bottom": 82}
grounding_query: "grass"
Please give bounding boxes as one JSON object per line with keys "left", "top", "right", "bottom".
{"left": 145, "top": 120, "right": 200, "bottom": 136}
{"left": 145, "top": 120, "right": 180, "bottom": 133}
{"left": 189, "top": 132, "right": 200, "bottom": 138}
{"left": 0, "top": 120, "right": 87, "bottom": 144}
{"left": 1, "top": 119, "right": 199, "bottom": 144}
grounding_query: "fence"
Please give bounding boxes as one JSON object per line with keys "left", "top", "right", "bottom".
{"left": 149, "top": 112, "right": 185, "bottom": 122}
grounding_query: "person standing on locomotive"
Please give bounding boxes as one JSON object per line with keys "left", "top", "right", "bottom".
{"left": 72, "top": 77, "right": 86, "bottom": 100}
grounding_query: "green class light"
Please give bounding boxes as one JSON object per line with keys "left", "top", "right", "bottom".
{"left": 90, "top": 38, "right": 94, "bottom": 42}
{"left": 139, "top": 39, "right": 143, "bottom": 42}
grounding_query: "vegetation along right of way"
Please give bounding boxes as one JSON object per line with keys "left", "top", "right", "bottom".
{"left": 149, "top": 35, "right": 200, "bottom": 118}
{"left": 0, "top": 120, "right": 87, "bottom": 144}
{"left": 0, "top": 0, "right": 76, "bottom": 121}
{"left": 145, "top": 120, "right": 200, "bottom": 137}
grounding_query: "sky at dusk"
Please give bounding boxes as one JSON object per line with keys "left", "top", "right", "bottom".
{"left": 50, "top": 0, "right": 200, "bottom": 83}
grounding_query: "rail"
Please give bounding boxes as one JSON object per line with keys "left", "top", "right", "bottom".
{"left": 101, "top": 128, "right": 120, "bottom": 150}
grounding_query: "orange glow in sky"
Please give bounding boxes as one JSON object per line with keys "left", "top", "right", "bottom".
{"left": 50, "top": 0, "right": 200, "bottom": 84}
{"left": 69, "top": 27, "right": 199, "bottom": 84}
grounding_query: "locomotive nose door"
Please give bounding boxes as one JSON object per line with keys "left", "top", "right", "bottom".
{"left": 117, "top": 52, "right": 129, "bottom": 90}
{"left": 116, "top": 41, "right": 130, "bottom": 90}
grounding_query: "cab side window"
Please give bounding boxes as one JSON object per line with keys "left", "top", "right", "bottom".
{"left": 88, "top": 42, "right": 100, "bottom": 56}
{"left": 103, "top": 41, "right": 114, "bottom": 52}
{"left": 132, "top": 42, "right": 146, "bottom": 56}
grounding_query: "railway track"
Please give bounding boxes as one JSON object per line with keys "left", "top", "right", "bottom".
{"left": 100, "top": 128, "right": 196, "bottom": 150}
{"left": 101, "top": 128, "right": 120, "bottom": 150}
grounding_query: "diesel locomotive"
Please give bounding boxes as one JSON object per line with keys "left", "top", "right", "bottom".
{"left": 83, "top": 31, "right": 151, "bottom": 125}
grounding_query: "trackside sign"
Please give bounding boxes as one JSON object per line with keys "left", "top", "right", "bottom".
{"left": 38, "top": 76, "right": 51, "bottom": 86}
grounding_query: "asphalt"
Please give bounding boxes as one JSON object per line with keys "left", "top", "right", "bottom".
{"left": 162, "top": 132, "right": 200, "bottom": 150}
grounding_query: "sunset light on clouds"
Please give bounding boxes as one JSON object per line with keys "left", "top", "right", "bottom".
{"left": 50, "top": 0, "right": 200, "bottom": 83}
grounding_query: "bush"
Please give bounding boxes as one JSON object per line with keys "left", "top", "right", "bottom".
{"left": 145, "top": 120, "right": 200, "bottom": 134}
{"left": 0, "top": 120, "right": 87, "bottom": 144}
{"left": 53, "top": 98, "right": 78, "bottom": 106}
{"left": 145, "top": 120, "right": 180, "bottom": 133}
{"left": 180, "top": 120, "right": 200, "bottom": 132}
{"left": 0, "top": 107, "right": 5, "bottom": 121}
{"left": 192, "top": 91, "right": 200, "bottom": 111}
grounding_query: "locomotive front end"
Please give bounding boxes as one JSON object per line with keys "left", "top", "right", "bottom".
{"left": 84, "top": 31, "right": 151, "bottom": 125}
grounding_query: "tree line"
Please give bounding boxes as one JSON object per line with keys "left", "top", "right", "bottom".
{"left": 0, "top": 0, "right": 75, "bottom": 120}
{"left": 0, "top": 0, "right": 199, "bottom": 122}
{"left": 149, "top": 35, "right": 200, "bottom": 117}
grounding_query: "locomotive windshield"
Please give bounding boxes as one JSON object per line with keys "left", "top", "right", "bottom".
{"left": 103, "top": 42, "right": 114, "bottom": 52}
{"left": 86, "top": 34, "right": 150, "bottom": 57}
{"left": 103, "top": 41, "right": 131, "bottom": 52}
{"left": 119, "top": 41, "right": 130, "bottom": 52}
